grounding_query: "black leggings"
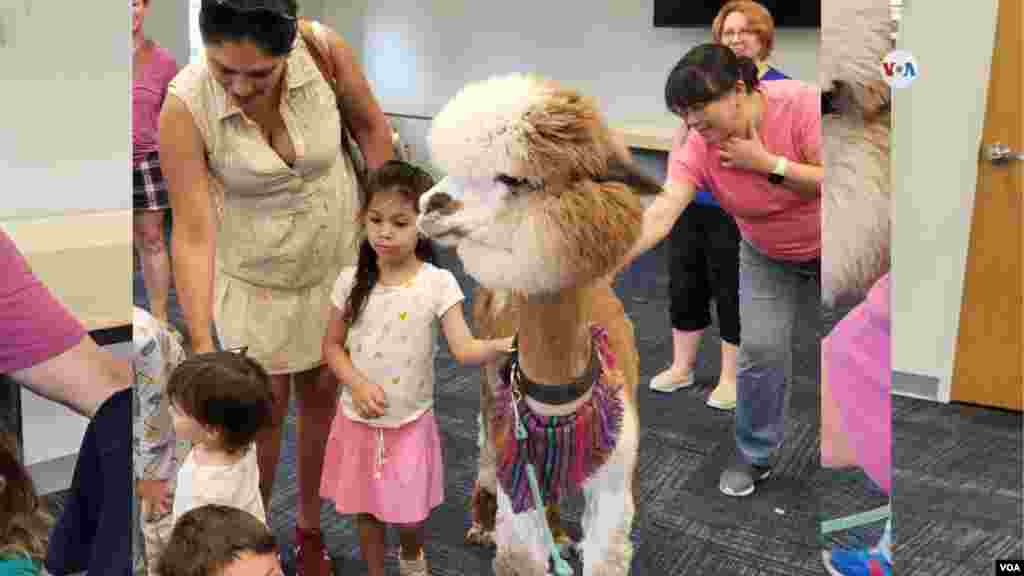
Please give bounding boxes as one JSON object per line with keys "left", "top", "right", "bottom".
{"left": 667, "top": 202, "right": 741, "bottom": 345}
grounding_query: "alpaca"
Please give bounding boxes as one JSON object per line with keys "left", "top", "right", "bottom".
{"left": 820, "top": 0, "right": 893, "bottom": 304}
{"left": 418, "top": 73, "right": 660, "bottom": 575}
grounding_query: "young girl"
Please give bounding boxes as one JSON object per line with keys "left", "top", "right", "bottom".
{"left": 320, "top": 160, "right": 514, "bottom": 576}
{"left": 0, "top": 431, "right": 52, "bottom": 576}
{"left": 166, "top": 351, "right": 274, "bottom": 527}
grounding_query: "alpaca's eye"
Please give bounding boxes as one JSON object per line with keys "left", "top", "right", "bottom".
{"left": 495, "top": 174, "right": 528, "bottom": 188}
{"left": 822, "top": 90, "right": 838, "bottom": 116}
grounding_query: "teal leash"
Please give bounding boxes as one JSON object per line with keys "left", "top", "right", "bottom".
{"left": 511, "top": 374, "right": 574, "bottom": 576}
{"left": 819, "top": 504, "right": 890, "bottom": 547}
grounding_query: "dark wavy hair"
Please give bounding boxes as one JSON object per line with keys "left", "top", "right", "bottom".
{"left": 665, "top": 43, "right": 761, "bottom": 116}
{"left": 0, "top": 431, "right": 52, "bottom": 564}
{"left": 156, "top": 504, "right": 277, "bottom": 576}
{"left": 343, "top": 160, "right": 438, "bottom": 328}
{"left": 166, "top": 351, "right": 273, "bottom": 455}
{"left": 199, "top": 0, "right": 298, "bottom": 57}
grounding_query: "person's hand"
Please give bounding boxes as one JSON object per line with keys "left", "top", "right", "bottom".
{"left": 137, "top": 478, "right": 173, "bottom": 515}
{"left": 351, "top": 380, "right": 388, "bottom": 419}
{"left": 494, "top": 336, "right": 516, "bottom": 355}
{"left": 719, "top": 123, "right": 774, "bottom": 173}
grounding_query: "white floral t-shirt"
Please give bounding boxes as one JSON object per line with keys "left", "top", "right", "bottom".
{"left": 331, "top": 262, "right": 464, "bottom": 428}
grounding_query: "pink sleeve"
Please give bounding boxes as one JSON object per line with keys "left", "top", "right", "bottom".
{"left": 0, "top": 230, "right": 86, "bottom": 374}
{"left": 666, "top": 128, "right": 706, "bottom": 190}
{"left": 822, "top": 274, "right": 891, "bottom": 494}
{"left": 795, "top": 86, "right": 823, "bottom": 165}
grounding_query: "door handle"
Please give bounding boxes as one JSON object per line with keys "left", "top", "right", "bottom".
{"left": 985, "top": 142, "right": 1024, "bottom": 164}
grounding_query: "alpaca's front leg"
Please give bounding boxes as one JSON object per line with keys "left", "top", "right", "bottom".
{"left": 468, "top": 411, "right": 499, "bottom": 546}
{"left": 493, "top": 487, "right": 558, "bottom": 576}
{"left": 579, "top": 405, "right": 639, "bottom": 576}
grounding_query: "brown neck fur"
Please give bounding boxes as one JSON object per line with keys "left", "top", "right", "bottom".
{"left": 516, "top": 285, "right": 595, "bottom": 384}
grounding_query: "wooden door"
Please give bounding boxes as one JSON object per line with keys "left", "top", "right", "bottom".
{"left": 951, "top": 0, "right": 1023, "bottom": 411}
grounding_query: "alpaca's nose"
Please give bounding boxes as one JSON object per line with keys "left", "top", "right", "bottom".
{"left": 420, "top": 176, "right": 462, "bottom": 216}
{"left": 425, "top": 192, "right": 455, "bottom": 214}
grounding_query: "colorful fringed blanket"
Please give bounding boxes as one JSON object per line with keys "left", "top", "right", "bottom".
{"left": 494, "top": 324, "right": 624, "bottom": 514}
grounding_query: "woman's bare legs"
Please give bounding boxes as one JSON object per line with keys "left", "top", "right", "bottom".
{"left": 294, "top": 365, "right": 339, "bottom": 529}
{"left": 256, "top": 373, "right": 292, "bottom": 509}
{"left": 133, "top": 210, "right": 171, "bottom": 322}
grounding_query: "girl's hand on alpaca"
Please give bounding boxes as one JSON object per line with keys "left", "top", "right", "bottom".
{"left": 495, "top": 336, "right": 516, "bottom": 355}
{"left": 351, "top": 379, "right": 388, "bottom": 419}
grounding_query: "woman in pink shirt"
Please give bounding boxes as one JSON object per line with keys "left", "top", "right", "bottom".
{"left": 616, "top": 43, "right": 822, "bottom": 498}
{"left": 132, "top": 0, "right": 179, "bottom": 324}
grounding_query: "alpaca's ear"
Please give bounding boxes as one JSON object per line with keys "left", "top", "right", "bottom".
{"left": 598, "top": 156, "right": 662, "bottom": 196}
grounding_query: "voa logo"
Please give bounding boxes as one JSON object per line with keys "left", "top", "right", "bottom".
{"left": 881, "top": 50, "right": 919, "bottom": 89}
{"left": 997, "top": 560, "right": 1023, "bottom": 573}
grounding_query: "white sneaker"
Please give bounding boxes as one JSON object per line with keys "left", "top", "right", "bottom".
{"left": 649, "top": 366, "right": 694, "bottom": 393}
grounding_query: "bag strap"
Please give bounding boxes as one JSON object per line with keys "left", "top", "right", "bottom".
{"left": 297, "top": 19, "right": 367, "bottom": 187}
{"left": 298, "top": 19, "right": 337, "bottom": 91}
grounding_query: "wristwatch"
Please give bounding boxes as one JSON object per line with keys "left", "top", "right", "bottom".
{"left": 768, "top": 156, "right": 788, "bottom": 185}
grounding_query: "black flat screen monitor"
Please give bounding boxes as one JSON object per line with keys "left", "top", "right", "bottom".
{"left": 654, "top": 1, "right": 820, "bottom": 29}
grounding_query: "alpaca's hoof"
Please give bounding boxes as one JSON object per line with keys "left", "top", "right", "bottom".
{"left": 466, "top": 523, "right": 496, "bottom": 547}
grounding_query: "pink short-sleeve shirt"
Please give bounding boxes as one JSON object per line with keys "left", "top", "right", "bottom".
{"left": 668, "top": 79, "right": 821, "bottom": 261}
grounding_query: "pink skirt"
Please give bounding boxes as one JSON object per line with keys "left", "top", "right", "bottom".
{"left": 320, "top": 409, "right": 444, "bottom": 525}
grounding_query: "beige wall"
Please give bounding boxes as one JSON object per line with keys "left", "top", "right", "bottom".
{"left": 891, "top": 0, "right": 999, "bottom": 401}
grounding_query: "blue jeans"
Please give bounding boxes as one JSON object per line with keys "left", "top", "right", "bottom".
{"left": 735, "top": 240, "right": 819, "bottom": 467}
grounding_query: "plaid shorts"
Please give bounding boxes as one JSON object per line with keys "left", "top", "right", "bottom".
{"left": 133, "top": 151, "right": 169, "bottom": 211}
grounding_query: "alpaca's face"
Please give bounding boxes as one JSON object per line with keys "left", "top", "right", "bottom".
{"left": 821, "top": 0, "right": 893, "bottom": 305}
{"left": 418, "top": 74, "right": 659, "bottom": 294}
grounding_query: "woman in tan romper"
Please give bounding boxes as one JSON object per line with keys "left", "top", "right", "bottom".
{"left": 158, "top": 1, "right": 393, "bottom": 574}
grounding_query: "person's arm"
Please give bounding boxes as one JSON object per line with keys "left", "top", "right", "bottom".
{"left": 322, "top": 305, "right": 388, "bottom": 418}
{"left": 320, "top": 24, "right": 394, "bottom": 171}
{"left": 773, "top": 156, "right": 822, "bottom": 198}
{"left": 159, "top": 94, "right": 218, "bottom": 354}
{"left": 11, "top": 337, "right": 130, "bottom": 419}
{"left": 440, "top": 303, "right": 514, "bottom": 366}
{"left": 0, "top": 229, "right": 129, "bottom": 418}
{"left": 614, "top": 178, "right": 696, "bottom": 276}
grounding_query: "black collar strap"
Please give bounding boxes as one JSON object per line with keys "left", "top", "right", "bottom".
{"left": 507, "top": 334, "right": 599, "bottom": 406}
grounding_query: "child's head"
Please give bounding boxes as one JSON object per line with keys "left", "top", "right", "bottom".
{"left": 345, "top": 160, "right": 438, "bottom": 326}
{"left": 157, "top": 504, "right": 282, "bottom": 576}
{"left": 166, "top": 351, "right": 273, "bottom": 455}
{"left": 0, "top": 430, "right": 52, "bottom": 562}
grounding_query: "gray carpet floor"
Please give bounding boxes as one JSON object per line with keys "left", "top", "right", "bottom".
{"left": 124, "top": 216, "right": 1022, "bottom": 575}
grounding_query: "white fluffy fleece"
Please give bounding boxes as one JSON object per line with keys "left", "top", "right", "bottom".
{"left": 822, "top": 118, "right": 890, "bottom": 304}
{"left": 820, "top": 0, "right": 893, "bottom": 304}
{"left": 429, "top": 74, "right": 546, "bottom": 180}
